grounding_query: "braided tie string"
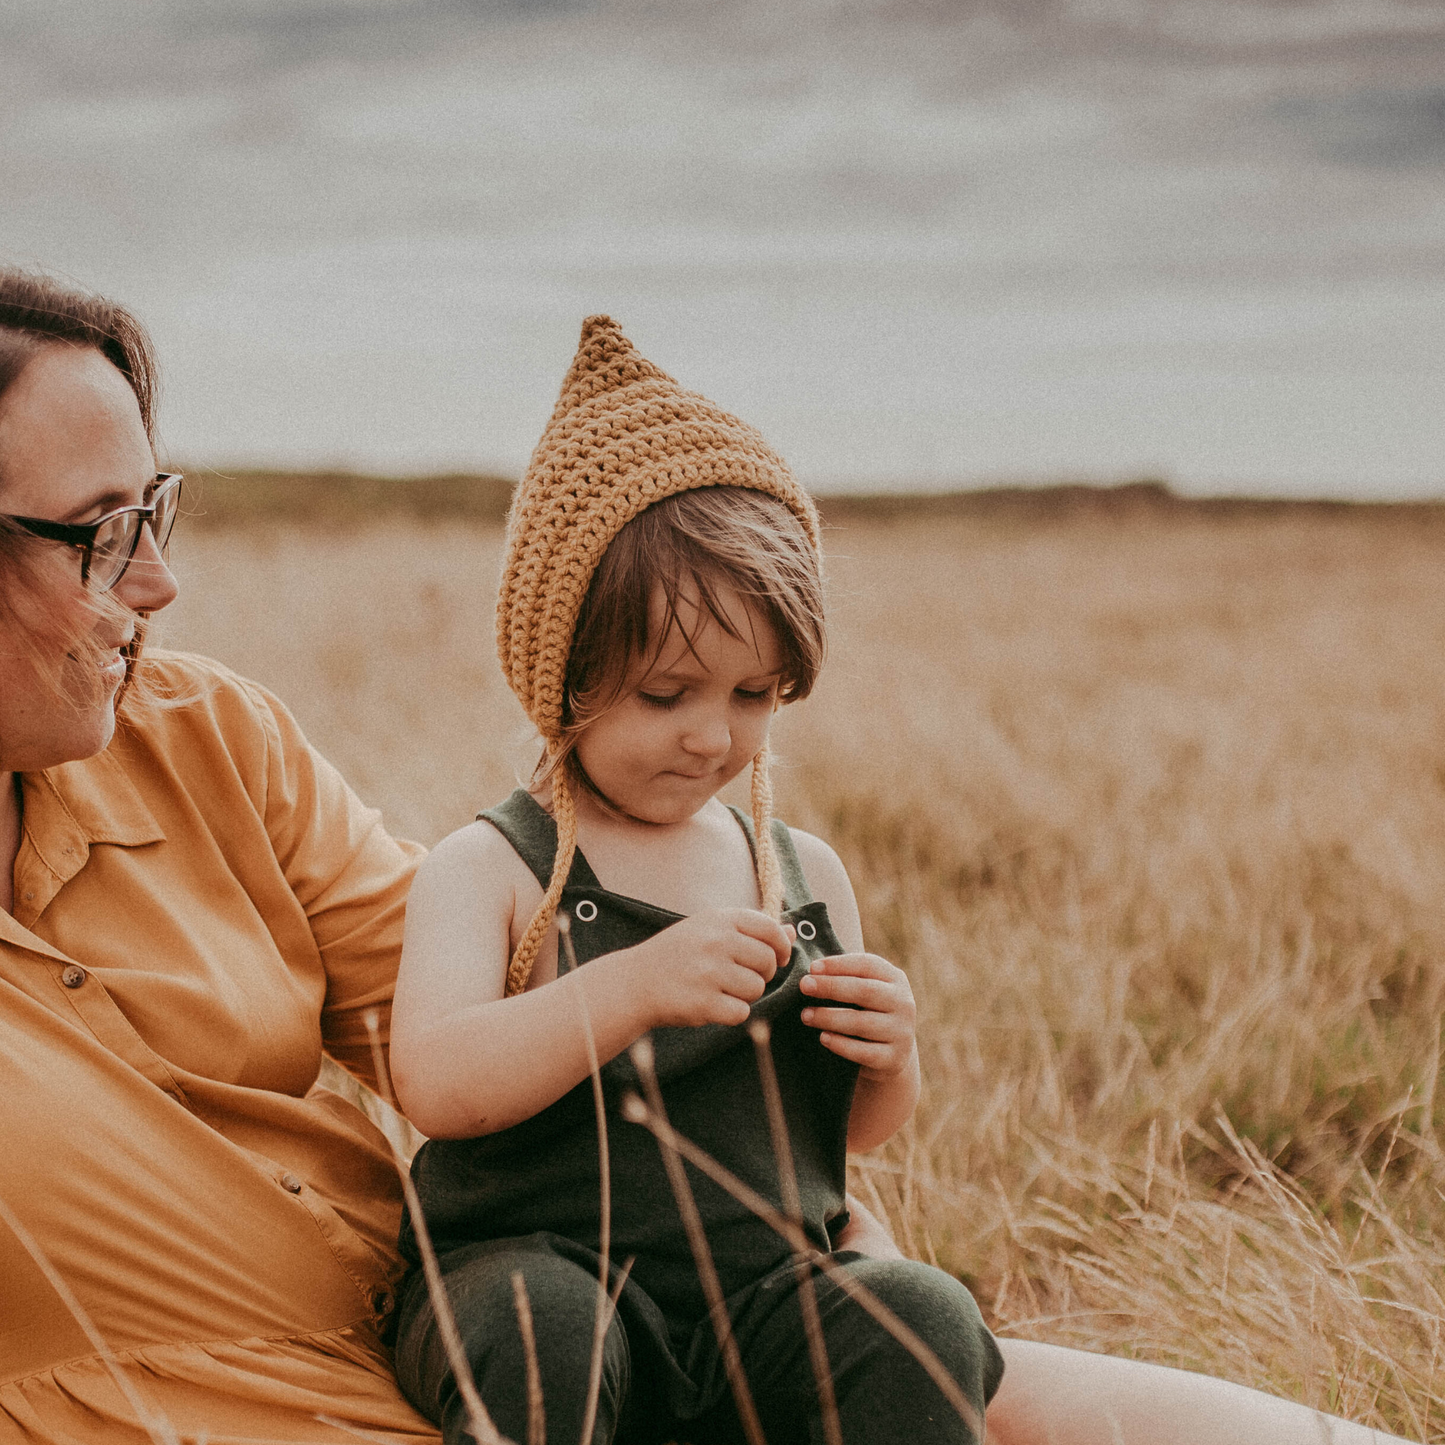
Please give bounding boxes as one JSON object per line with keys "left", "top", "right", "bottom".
{"left": 506, "top": 746, "right": 782, "bottom": 998}
{"left": 749, "top": 745, "right": 784, "bottom": 920}
{"left": 505, "top": 761, "right": 578, "bottom": 997}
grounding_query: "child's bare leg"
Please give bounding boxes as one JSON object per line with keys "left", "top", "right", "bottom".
{"left": 987, "top": 1338, "right": 1419, "bottom": 1445}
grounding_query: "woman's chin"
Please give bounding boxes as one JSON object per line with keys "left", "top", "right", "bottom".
{"left": 53, "top": 689, "right": 121, "bottom": 768}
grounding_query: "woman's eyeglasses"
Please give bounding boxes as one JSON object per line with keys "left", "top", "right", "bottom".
{"left": 4, "top": 473, "right": 183, "bottom": 594}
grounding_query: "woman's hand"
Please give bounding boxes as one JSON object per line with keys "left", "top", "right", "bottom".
{"left": 799, "top": 952, "right": 917, "bottom": 1080}
{"left": 625, "top": 908, "right": 794, "bottom": 1030}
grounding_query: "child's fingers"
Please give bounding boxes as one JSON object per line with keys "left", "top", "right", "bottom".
{"left": 816, "top": 1032, "right": 900, "bottom": 1070}
{"left": 730, "top": 931, "right": 782, "bottom": 981}
{"left": 798, "top": 972, "right": 903, "bottom": 1011}
{"left": 806, "top": 952, "right": 899, "bottom": 980}
{"left": 729, "top": 909, "right": 795, "bottom": 967}
{"left": 721, "top": 960, "right": 771, "bottom": 1004}
{"left": 800, "top": 1006, "right": 899, "bottom": 1040}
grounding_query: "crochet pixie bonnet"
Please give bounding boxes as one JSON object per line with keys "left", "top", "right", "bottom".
{"left": 496, "top": 314, "right": 823, "bottom": 994}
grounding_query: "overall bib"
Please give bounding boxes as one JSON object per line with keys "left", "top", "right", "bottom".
{"left": 394, "top": 790, "right": 1001, "bottom": 1444}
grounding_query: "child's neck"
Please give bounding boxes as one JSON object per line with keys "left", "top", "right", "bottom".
{"left": 568, "top": 788, "right": 764, "bottom": 917}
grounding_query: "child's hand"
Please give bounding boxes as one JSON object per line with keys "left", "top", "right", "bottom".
{"left": 799, "top": 953, "right": 917, "bottom": 1079}
{"left": 626, "top": 909, "right": 794, "bottom": 1031}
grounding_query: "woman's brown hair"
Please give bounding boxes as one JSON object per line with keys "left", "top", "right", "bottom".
{"left": 0, "top": 268, "right": 162, "bottom": 711}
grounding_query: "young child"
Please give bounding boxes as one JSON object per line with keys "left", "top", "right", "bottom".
{"left": 389, "top": 317, "right": 1003, "bottom": 1445}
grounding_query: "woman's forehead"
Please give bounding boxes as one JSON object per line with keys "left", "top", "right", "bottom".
{"left": 0, "top": 345, "right": 152, "bottom": 516}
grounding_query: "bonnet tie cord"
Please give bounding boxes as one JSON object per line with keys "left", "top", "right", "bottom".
{"left": 506, "top": 761, "right": 578, "bottom": 997}
{"left": 749, "top": 744, "right": 784, "bottom": 921}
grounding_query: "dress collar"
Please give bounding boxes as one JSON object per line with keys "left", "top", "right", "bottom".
{"left": 8, "top": 744, "right": 165, "bottom": 933}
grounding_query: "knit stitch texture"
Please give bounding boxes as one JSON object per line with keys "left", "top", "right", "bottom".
{"left": 497, "top": 314, "right": 821, "bottom": 743}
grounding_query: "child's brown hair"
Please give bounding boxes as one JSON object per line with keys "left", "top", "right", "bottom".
{"left": 560, "top": 485, "right": 824, "bottom": 747}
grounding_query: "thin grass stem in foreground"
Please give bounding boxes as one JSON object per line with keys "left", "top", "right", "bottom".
{"left": 629, "top": 1037, "right": 768, "bottom": 1445}
{"left": 510, "top": 1272, "right": 545, "bottom": 1445}
{"left": 364, "top": 1010, "right": 512, "bottom": 1445}
{"left": 748, "top": 1018, "right": 842, "bottom": 1445}
{"left": 619, "top": 1086, "right": 984, "bottom": 1440}
{"left": 0, "top": 1192, "right": 182, "bottom": 1445}
{"left": 559, "top": 913, "right": 613, "bottom": 1445}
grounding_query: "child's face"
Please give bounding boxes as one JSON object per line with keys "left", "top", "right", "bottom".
{"left": 573, "top": 583, "right": 783, "bottom": 825}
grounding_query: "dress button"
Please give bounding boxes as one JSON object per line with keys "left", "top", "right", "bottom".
{"left": 61, "top": 965, "right": 88, "bottom": 988}
{"left": 796, "top": 919, "right": 817, "bottom": 942}
{"left": 280, "top": 1173, "right": 303, "bottom": 1194}
{"left": 371, "top": 1286, "right": 394, "bottom": 1316}
{"left": 574, "top": 899, "right": 598, "bottom": 923}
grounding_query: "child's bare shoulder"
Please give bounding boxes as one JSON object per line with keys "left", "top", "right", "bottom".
{"left": 786, "top": 828, "right": 864, "bottom": 951}
{"left": 786, "top": 827, "right": 848, "bottom": 889}
{"left": 414, "top": 817, "right": 542, "bottom": 909}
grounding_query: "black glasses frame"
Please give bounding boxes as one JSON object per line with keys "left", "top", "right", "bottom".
{"left": 5, "top": 473, "right": 183, "bottom": 593}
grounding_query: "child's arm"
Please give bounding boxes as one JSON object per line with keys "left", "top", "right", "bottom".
{"left": 390, "top": 821, "right": 793, "bottom": 1139}
{"left": 790, "top": 830, "right": 922, "bottom": 1153}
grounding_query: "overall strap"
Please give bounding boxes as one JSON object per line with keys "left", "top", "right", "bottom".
{"left": 478, "top": 789, "right": 603, "bottom": 893}
{"left": 726, "top": 805, "right": 814, "bottom": 912}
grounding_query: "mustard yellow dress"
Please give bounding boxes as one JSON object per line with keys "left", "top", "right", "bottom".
{"left": 0, "top": 653, "right": 442, "bottom": 1445}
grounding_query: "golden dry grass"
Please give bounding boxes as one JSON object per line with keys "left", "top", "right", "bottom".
{"left": 152, "top": 505, "right": 1445, "bottom": 1439}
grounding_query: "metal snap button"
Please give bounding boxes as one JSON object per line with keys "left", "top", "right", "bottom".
{"left": 61, "top": 965, "right": 88, "bottom": 988}
{"left": 796, "top": 920, "right": 817, "bottom": 942}
{"left": 574, "top": 899, "right": 598, "bottom": 923}
{"left": 280, "top": 1173, "right": 303, "bottom": 1194}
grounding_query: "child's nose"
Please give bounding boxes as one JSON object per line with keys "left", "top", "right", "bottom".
{"left": 681, "top": 714, "right": 732, "bottom": 757}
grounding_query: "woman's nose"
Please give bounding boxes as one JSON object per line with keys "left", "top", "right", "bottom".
{"left": 114, "top": 526, "right": 180, "bottom": 615}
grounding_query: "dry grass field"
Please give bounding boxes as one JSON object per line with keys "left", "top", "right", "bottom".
{"left": 153, "top": 498, "right": 1445, "bottom": 1439}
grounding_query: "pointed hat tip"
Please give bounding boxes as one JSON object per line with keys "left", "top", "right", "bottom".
{"left": 578, "top": 314, "right": 623, "bottom": 344}
{"left": 558, "top": 312, "right": 670, "bottom": 404}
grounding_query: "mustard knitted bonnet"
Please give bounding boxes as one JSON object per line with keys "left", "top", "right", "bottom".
{"left": 496, "top": 314, "right": 823, "bottom": 995}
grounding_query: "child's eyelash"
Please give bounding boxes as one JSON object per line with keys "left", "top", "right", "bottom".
{"left": 735, "top": 687, "right": 773, "bottom": 702}
{"left": 639, "top": 692, "right": 683, "bottom": 710}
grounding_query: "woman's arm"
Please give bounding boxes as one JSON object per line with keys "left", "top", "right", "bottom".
{"left": 788, "top": 828, "right": 922, "bottom": 1152}
{"left": 390, "top": 822, "right": 793, "bottom": 1138}
{"left": 987, "top": 1339, "right": 1418, "bottom": 1445}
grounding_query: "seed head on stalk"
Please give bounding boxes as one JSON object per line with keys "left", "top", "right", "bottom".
{"left": 364, "top": 1009, "right": 512, "bottom": 1445}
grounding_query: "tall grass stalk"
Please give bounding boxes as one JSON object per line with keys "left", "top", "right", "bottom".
{"left": 559, "top": 913, "right": 621, "bottom": 1445}
{"left": 749, "top": 1018, "right": 843, "bottom": 1445}
{"left": 362, "top": 1012, "right": 511, "bottom": 1445}
{"left": 629, "top": 1036, "right": 768, "bottom": 1445}
{"left": 508, "top": 1272, "right": 545, "bottom": 1445}
{"left": 0, "top": 1194, "right": 184, "bottom": 1445}
{"left": 617, "top": 1087, "right": 985, "bottom": 1436}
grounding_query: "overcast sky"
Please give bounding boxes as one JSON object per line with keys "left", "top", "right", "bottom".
{"left": 2, "top": 0, "right": 1442, "bottom": 495}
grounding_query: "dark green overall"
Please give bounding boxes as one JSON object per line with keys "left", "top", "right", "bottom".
{"left": 394, "top": 790, "right": 1002, "bottom": 1445}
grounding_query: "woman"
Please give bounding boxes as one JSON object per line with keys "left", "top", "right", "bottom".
{"left": 0, "top": 267, "right": 1412, "bottom": 1444}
